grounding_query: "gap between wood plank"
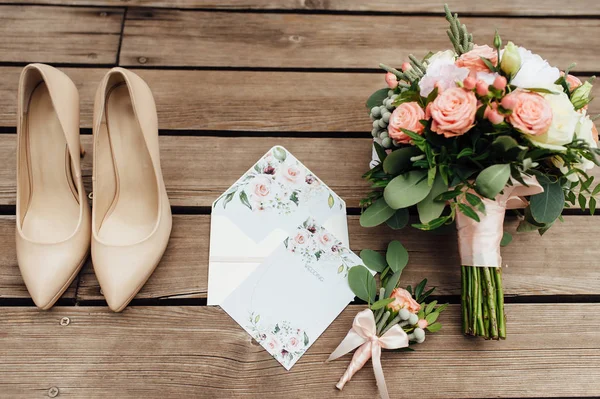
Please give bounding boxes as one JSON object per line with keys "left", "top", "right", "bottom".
{"left": 3, "top": 2, "right": 600, "bottom": 19}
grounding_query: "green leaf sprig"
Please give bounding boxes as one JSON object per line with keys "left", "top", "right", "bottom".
{"left": 347, "top": 241, "right": 448, "bottom": 341}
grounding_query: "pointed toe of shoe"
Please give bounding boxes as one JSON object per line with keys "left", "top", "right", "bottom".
{"left": 92, "top": 244, "right": 167, "bottom": 312}
{"left": 16, "top": 244, "right": 88, "bottom": 309}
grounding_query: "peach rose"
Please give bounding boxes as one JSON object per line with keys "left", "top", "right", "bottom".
{"left": 281, "top": 164, "right": 304, "bottom": 184}
{"left": 593, "top": 123, "right": 599, "bottom": 143}
{"left": 293, "top": 229, "right": 311, "bottom": 246}
{"left": 265, "top": 336, "right": 281, "bottom": 352}
{"left": 456, "top": 45, "right": 498, "bottom": 73}
{"left": 317, "top": 231, "right": 334, "bottom": 249}
{"left": 506, "top": 91, "right": 553, "bottom": 136}
{"left": 387, "top": 102, "right": 425, "bottom": 144}
{"left": 561, "top": 72, "right": 582, "bottom": 92}
{"left": 250, "top": 175, "right": 272, "bottom": 198}
{"left": 417, "top": 319, "right": 428, "bottom": 329}
{"left": 286, "top": 335, "right": 302, "bottom": 350}
{"left": 429, "top": 87, "right": 477, "bottom": 138}
{"left": 387, "top": 288, "right": 421, "bottom": 313}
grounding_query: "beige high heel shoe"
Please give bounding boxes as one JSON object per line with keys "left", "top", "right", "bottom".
{"left": 16, "top": 64, "right": 91, "bottom": 309}
{"left": 91, "top": 68, "right": 172, "bottom": 312}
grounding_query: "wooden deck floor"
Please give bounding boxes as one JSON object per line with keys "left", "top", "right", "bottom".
{"left": 0, "top": 1, "right": 599, "bottom": 398}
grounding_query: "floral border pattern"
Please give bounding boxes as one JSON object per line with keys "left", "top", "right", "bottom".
{"left": 247, "top": 312, "right": 310, "bottom": 369}
{"left": 214, "top": 146, "right": 339, "bottom": 215}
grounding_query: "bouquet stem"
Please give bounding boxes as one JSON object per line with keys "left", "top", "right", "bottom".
{"left": 461, "top": 266, "right": 506, "bottom": 339}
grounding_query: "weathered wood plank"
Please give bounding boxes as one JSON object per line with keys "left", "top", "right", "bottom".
{"left": 0, "top": 67, "right": 380, "bottom": 132}
{"left": 120, "top": 10, "right": 600, "bottom": 71}
{"left": 0, "top": 134, "right": 598, "bottom": 208}
{"left": 0, "top": 68, "right": 598, "bottom": 132}
{"left": 0, "top": 216, "right": 78, "bottom": 300}
{"left": 0, "top": 135, "right": 374, "bottom": 207}
{"left": 73, "top": 214, "right": 600, "bottom": 300}
{"left": 4, "top": 0, "right": 599, "bottom": 15}
{"left": 0, "top": 6, "right": 124, "bottom": 64}
{"left": 0, "top": 305, "right": 598, "bottom": 398}
{"left": 2, "top": 213, "right": 597, "bottom": 300}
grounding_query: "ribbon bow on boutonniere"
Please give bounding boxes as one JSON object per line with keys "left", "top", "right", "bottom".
{"left": 327, "top": 309, "right": 409, "bottom": 399}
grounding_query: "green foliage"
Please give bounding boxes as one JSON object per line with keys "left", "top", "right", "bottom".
{"left": 359, "top": 197, "right": 395, "bottom": 228}
{"left": 444, "top": 4, "right": 474, "bottom": 55}
{"left": 360, "top": 249, "right": 387, "bottom": 273}
{"left": 348, "top": 266, "right": 377, "bottom": 303}
{"left": 529, "top": 180, "right": 564, "bottom": 224}
{"left": 384, "top": 170, "right": 432, "bottom": 209}
{"left": 366, "top": 88, "right": 389, "bottom": 114}
{"left": 386, "top": 208, "right": 410, "bottom": 230}
{"left": 386, "top": 241, "right": 409, "bottom": 274}
{"left": 359, "top": 5, "right": 599, "bottom": 238}
{"left": 475, "top": 164, "right": 511, "bottom": 199}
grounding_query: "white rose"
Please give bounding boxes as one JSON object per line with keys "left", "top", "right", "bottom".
{"left": 507, "top": 46, "right": 560, "bottom": 91}
{"left": 573, "top": 112, "right": 598, "bottom": 171}
{"left": 426, "top": 49, "right": 456, "bottom": 65}
{"left": 419, "top": 51, "right": 468, "bottom": 97}
{"left": 527, "top": 87, "right": 578, "bottom": 151}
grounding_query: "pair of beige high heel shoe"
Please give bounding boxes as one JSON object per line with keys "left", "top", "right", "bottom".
{"left": 16, "top": 64, "right": 172, "bottom": 312}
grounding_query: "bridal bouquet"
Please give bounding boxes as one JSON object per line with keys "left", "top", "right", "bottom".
{"left": 361, "top": 5, "right": 599, "bottom": 339}
{"left": 329, "top": 240, "right": 447, "bottom": 399}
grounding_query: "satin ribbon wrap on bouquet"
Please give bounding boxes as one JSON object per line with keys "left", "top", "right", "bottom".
{"left": 455, "top": 175, "right": 544, "bottom": 267}
{"left": 457, "top": 174, "right": 544, "bottom": 339}
{"left": 327, "top": 309, "right": 409, "bottom": 399}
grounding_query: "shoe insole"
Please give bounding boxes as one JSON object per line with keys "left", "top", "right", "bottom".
{"left": 22, "top": 83, "right": 80, "bottom": 243}
{"left": 97, "top": 84, "right": 158, "bottom": 245}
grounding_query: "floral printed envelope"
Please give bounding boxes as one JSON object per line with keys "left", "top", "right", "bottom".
{"left": 208, "top": 146, "right": 348, "bottom": 305}
{"left": 220, "top": 218, "right": 361, "bottom": 370}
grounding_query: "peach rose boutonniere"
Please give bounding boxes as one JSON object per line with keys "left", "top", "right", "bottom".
{"left": 387, "top": 288, "right": 421, "bottom": 313}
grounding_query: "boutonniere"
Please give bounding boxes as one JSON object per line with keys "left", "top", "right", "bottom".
{"left": 328, "top": 241, "right": 447, "bottom": 399}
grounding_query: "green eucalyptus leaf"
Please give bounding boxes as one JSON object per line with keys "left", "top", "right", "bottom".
{"left": 360, "top": 249, "right": 387, "bottom": 273}
{"left": 384, "top": 170, "right": 431, "bottom": 209}
{"left": 370, "top": 298, "right": 395, "bottom": 310}
{"left": 360, "top": 198, "right": 395, "bottom": 228}
{"left": 475, "top": 164, "right": 511, "bottom": 199}
{"left": 530, "top": 181, "right": 564, "bottom": 224}
{"left": 500, "top": 231, "right": 513, "bottom": 247}
{"left": 386, "top": 240, "right": 409, "bottom": 273}
{"left": 417, "top": 173, "right": 448, "bottom": 223}
{"left": 384, "top": 270, "right": 402, "bottom": 298}
{"left": 366, "top": 88, "right": 389, "bottom": 113}
{"left": 386, "top": 208, "right": 409, "bottom": 230}
{"left": 383, "top": 146, "right": 421, "bottom": 175}
{"left": 492, "top": 135, "right": 521, "bottom": 151}
{"left": 348, "top": 266, "right": 377, "bottom": 303}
